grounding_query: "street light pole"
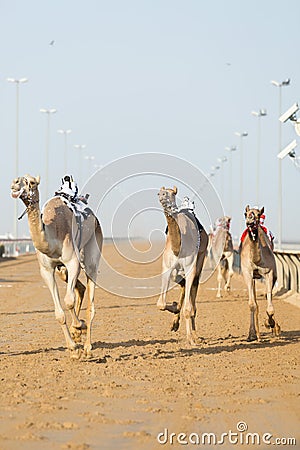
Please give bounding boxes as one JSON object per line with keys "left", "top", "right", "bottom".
{"left": 271, "top": 78, "right": 290, "bottom": 249}
{"left": 225, "top": 146, "right": 237, "bottom": 216}
{"left": 84, "top": 155, "right": 95, "bottom": 178}
{"left": 6, "top": 77, "right": 28, "bottom": 246}
{"left": 251, "top": 109, "right": 267, "bottom": 206}
{"left": 74, "top": 144, "right": 86, "bottom": 187}
{"left": 57, "top": 129, "right": 72, "bottom": 174}
{"left": 217, "top": 156, "right": 227, "bottom": 203}
{"left": 235, "top": 131, "right": 248, "bottom": 234}
{"left": 40, "top": 108, "right": 57, "bottom": 199}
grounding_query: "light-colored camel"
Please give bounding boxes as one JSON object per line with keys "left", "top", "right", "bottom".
{"left": 240, "top": 205, "right": 280, "bottom": 341}
{"left": 157, "top": 186, "right": 208, "bottom": 345}
{"left": 211, "top": 216, "right": 234, "bottom": 298}
{"left": 11, "top": 175, "right": 103, "bottom": 358}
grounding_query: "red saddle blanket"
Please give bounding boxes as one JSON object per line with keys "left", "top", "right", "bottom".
{"left": 240, "top": 226, "right": 268, "bottom": 242}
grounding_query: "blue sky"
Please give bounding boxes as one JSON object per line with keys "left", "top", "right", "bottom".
{"left": 1, "top": 0, "right": 299, "bottom": 242}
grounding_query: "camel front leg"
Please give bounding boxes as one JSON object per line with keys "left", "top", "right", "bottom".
{"left": 247, "top": 278, "right": 260, "bottom": 342}
{"left": 157, "top": 268, "right": 172, "bottom": 310}
{"left": 224, "top": 253, "right": 234, "bottom": 292}
{"left": 56, "top": 265, "right": 86, "bottom": 334}
{"left": 39, "top": 263, "right": 78, "bottom": 354}
{"left": 216, "top": 263, "right": 223, "bottom": 298}
{"left": 83, "top": 277, "right": 96, "bottom": 358}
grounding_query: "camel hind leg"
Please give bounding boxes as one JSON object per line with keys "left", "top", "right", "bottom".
{"left": 56, "top": 264, "right": 87, "bottom": 343}
{"left": 171, "top": 281, "right": 185, "bottom": 332}
{"left": 182, "top": 265, "right": 198, "bottom": 346}
{"left": 264, "top": 271, "right": 280, "bottom": 337}
{"left": 81, "top": 224, "right": 102, "bottom": 358}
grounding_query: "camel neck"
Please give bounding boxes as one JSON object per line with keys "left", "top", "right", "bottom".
{"left": 26, "top": 201, "right": 50, "bottom": 254}
{"left": 165, "top": 213, "right": 181, "bottom": 256}
{"left": 248, "top": 229, "right": 262, "bottom": 265}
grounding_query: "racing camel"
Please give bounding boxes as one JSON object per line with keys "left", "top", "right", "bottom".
{"left": 210, "top": 216, "right": 234, "bottom": 298}
{"left": 157, "top": 186, "right": 208, "bottom": 345}
{"left": 240, "top": 205, "right": 280, "bottom": 341}
{"left": 11, "top": 175, "right": 102, "bottom": 358}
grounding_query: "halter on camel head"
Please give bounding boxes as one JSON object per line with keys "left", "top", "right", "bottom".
{"left": 158, "top": 186, "right": 179, "bottom": 217}
{"left": 11, "top": 175, "right": 41, "bottom": 218}
{"left": 244, "top": 205, "right": 264, "bottom": 241}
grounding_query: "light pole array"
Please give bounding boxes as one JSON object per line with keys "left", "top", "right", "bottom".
{"left": 235, "top": 131, "right": 248, "bottom": 234}
{"left": 40, "top": 108, "right": 57, "bottom": 199}
{"left": 6, "top": 77, "right": 28, "bottom": 246}
{"left": 251, "top": 109, "right": 267, "bottom": 206}
{"left": 271, "top": 78, "right": 290, "bottom": 249}
{"left": 57, "top": 129, "right": 72, "bottom": 174}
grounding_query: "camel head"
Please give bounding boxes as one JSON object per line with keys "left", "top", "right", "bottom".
{"left": 158, "top": 186, "right": 178, "bottom": 214}
{"left": 220, "top": 216, "right": 231, "bottom": 230}
{"left": 244, "top": 205, "right": 264, "bottom": 238}
{"left": 11, "top": 175, "right": 41, "bottom": 206}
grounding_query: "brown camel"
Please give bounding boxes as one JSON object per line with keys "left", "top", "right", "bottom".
{"left": 210, "top": 216, "right": 234, "bottom": 298}
{"left": 157, "top": 186, "right": 208, "bottom": 345}
{"left": 240, "top": 205, "right": 280, "bottom": 341}
{"left": 11, "top": 175, "right": 103, "bottom": 358}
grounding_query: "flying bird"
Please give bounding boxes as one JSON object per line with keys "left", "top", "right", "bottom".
{"left": 49, "top": 40, "right": 55, "bottom": 46}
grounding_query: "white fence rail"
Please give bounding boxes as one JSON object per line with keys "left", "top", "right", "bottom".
{"left": 0, "top": 238, "right": 35, "bottom": 257}
{"left": 274, "top": 250, "right": 300, "bottom": 294}
{"left": 233, "top": 248, "right": 300, "bottom": 295}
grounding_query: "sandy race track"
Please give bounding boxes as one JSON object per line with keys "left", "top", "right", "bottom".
{"left": 0, "top": 243, "right": 299, "bottom": 450}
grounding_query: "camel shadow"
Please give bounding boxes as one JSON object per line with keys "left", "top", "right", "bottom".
{"left": 3, "top": 330, "right": 299, "bottom": 361}
{"left": 1, "top": 346, "right": 66, "bottom": 357}
{"left": 92, "top": 337, "right": 178, "bottom": 350}
{"left": 151, "top": 329, "right": 300, "bottom": 360}
{"left": 86, "top": 329, "right": 300, "bottom": 363}
{"left": 0, "top": 308, "right": 54, "bottom": 316}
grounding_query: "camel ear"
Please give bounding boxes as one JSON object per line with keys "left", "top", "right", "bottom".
{"left": 173, "top": 186, "right": 177, "bottom": 195}
{"left": 36, "top": 175, "right": 41, "bottom": 185}
{"left": 161, "top": 186, "right": 165, "bottom": 190}
{"left": 260, "top": 206, "right": 264, "bottom": 216}
{"left": 245, "top": 205, "right": 250, "bottom": 212}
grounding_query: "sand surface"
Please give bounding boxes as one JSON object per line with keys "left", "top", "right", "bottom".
{"left": 0, "top": 244, "right": 299, "bottom": 449}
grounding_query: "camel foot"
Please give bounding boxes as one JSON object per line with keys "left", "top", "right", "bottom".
{"left": 266, "top": 312, "right": 276, "bottom": 329}
{"left": 171, "top": 319, "right": 180, "bottom": 332}
{"left": 272, "top": 323, "right": 281, "bottom": 337}
{"left": 247, "top": 333, "right": 258, "bottom": 342}
{"left": 156, "top": 301, "right": 166, "bottom": 311}
{"left": 165, "top": 302, "right": 180, "bottom": 314}
{"left": 70, "top": 327, "right": 82, "bottom": 343}
{"left": 83, "top": 345, "right": 93, "bottom": 359}
{"left": 69, "top": 346, "right": 82, "bottom": 360}
{"left": 187, "top": 332, "right": 201, "bottom": 347}
{"left": 216, "top": 293, "right": 222, "bottom": 299}
{"left": 70, "top": 320, "right": 87, "bottom": 342}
